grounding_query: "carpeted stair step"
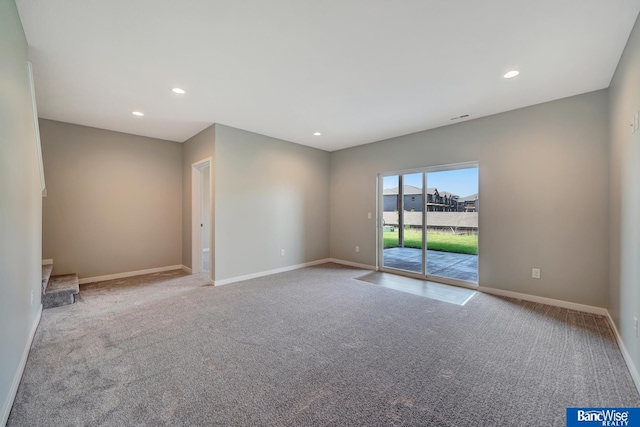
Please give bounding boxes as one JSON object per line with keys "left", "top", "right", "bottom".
{"left": 41, "top": 264, "right": 53, "bottom": 293}
{"left": 43, "top": 274, "right": 79, "bottom": 309}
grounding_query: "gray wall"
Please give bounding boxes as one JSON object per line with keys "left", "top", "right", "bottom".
{"left": 609, "top": 13, "right": 640, "bottom": 382}
{"left": 214, "top": 124, "right": 330, "bottom": 281}
{"left": 40, "top": 120, "right": 182, "bottom": 279}
{"left": 330, "top": 90, "right": 610, "bottom": 308}
{"left": 181, "top": 124, "right": 215, "bottom": 275}
{"left": 0, "top": 0, "right": 43, "bottom": 422}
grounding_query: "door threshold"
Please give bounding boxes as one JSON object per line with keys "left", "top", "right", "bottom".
{"left": 378, "top": 267, "right": 478, "bottom": 290}
{"left": 357, "top": 271, "right": 477, "bottom": 306}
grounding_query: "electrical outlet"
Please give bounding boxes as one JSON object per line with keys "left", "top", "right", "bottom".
{"left": 634, "top": 317, "right": 638, "bottom": 339}
{"left": 355, "top": 246, "right": 360, "bottom": 253}
{"left": 532, "top": 268, "right": 541, "bottom": 279}
{"left": 367, "top": 212, "right": 372, "bottom": 219}
{"left": 280, "top": 249, "right": 285, "bottom": 256}
{"left": 30, "top": 290, "right": 34, "bottom": 306}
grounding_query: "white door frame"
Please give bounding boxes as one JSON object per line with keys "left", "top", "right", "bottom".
{"left": 192, "top": 158, "right": 212, "bottom": 275}
{"left": 377, "top": 161, "right": 479, "bottom": 289}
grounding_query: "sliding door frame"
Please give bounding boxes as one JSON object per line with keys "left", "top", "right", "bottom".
{"left": 377, "top": 161, "right": 479, "bottom": 290}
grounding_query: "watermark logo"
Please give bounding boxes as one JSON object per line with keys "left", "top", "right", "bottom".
{"left": 567, "top": 408, "right": 640, "bottom": 426}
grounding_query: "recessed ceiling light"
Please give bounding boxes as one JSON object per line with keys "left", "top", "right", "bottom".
{"left": 503, "top": 70, "right": 520, "bottom": 79}
{"left": 313, "top": 132, "right": 322, "bottom": 136}
{"left": 132, "top": 111, "right": 144, "bottom": 117}
{"left": 172, "top": 87, "right": 185, "bottom": 94}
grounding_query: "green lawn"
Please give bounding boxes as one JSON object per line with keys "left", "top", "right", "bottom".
{"left": 384, "top": 230, "right": 478, "bottom": 255}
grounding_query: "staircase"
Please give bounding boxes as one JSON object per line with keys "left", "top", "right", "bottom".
{"left": 41, "top": 263, "right": 79, "bottom": 309}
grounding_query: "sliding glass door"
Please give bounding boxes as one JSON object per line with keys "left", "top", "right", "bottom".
{"left": 379, "top": 163, "right": 479, "bottom": 287}
{"left": 424, "top": 168, "right": 478, "bottom": 283}
{"left": 382, "top": 173, "right": 424, "bottom": 273}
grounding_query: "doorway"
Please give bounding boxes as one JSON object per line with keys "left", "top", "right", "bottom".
{"left": 191, "top": 158, "right": 212, "bottom": 275}
{"left": 379, "top": 163, "right": 478, "bottom": 287}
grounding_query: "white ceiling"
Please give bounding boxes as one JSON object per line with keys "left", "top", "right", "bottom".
{"left": 16, "top": 0, "right": 640, "bottom": 152}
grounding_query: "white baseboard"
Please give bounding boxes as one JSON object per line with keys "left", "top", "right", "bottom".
{"left": 1, "top": 304, "right": 42, "bottom": 426}
{"left": 478, "top": 286, "right": 608, "bottom": 316}
{"left": 41, "top": 259, "right": 53, "bottom": 266}
{"left": 327, "top": 258, "right": 377, "bottom": 271}
{"left": 604, "top": 311, "right": 640, "bottom": 396}
{"left": 78, "top": 265, "right": 184, "bottom": 285}
{"left": 214, "top": 259, "right": 331, "bottom": 286}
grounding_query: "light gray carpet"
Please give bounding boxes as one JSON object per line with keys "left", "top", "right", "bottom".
{"left": 8, "top": 264, "right": 640, "bottom": 426}
{"left": 42, "top": 273, "right": 79, "bottom": 309}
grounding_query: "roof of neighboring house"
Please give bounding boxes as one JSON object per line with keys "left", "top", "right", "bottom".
{"left": 383, "top": 185, "right": 422, "bottom": 196}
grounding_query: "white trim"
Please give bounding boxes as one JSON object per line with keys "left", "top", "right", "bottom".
{"left": 78, "top": 265, "right": 184, "bottom": 285}
{"left": 41, "top": 259, "right": 53, "bottom": 266}
{"left": 604, "top": 311, "right": 640, "bottom": 395}
{"left": 1, "top": 304, "right": 42, "bottom": 426}
{"left": 214, "top": 259, "right": 332, "bottom": 286}
{"left": 191, "top": 158, "right": 211, "bottom": 168}
{"left": 478, "top": 286, "right": 608, "bottom": 316}
{"left": 328, "top": 258, "right": 377, "bottom": 271}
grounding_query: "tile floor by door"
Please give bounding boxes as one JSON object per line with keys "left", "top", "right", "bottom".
{"left": 382, "top": 247, "right": 478, "bottom": 282}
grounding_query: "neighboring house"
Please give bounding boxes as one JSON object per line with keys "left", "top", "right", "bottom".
{"left": 457, "top": 193, "right": 479, "bottom": 212}
{"left": 426, "top": 188, "right": 460, "bottom": 212}
{"left": 384, "top": 186, "right": 478, "bottom": 213}
{"left": 383, "top": 185, "right": 423, "bottom": 211}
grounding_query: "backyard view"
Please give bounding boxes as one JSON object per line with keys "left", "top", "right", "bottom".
{"left": 383, "top": 229, "right": 478, "bottom": 255}
{"left": 381, "top": 166, "right": 479, "bottom": 282}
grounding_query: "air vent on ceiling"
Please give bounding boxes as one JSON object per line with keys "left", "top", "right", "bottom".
{"left": 450, "top": 114, "right": 471, "bottom": 121}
